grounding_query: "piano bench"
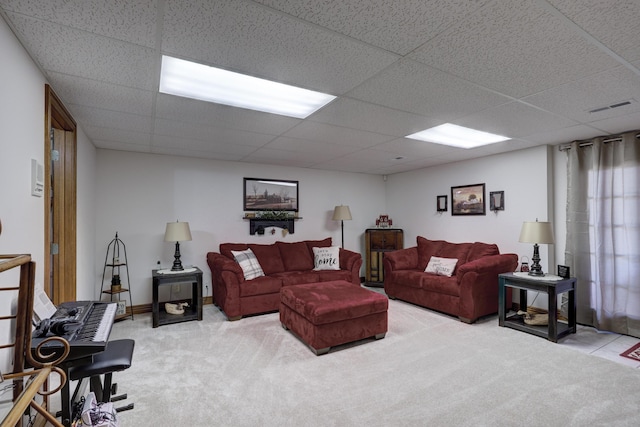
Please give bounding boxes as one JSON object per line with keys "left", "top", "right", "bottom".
{"left": 69, "top": 339, "right": 135, "bottom": 412}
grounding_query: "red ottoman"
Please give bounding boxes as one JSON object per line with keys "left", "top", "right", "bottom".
{"left": 280, "top": 280, "right": 388, "bottom": 355}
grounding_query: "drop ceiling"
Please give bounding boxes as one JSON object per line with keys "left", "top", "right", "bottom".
{"left": 1, "top": 0, "right": 639, "bottom": 175}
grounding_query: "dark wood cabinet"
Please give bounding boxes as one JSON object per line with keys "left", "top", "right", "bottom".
{"left": 365, "top": 228, "right": 403, "bottom": 287}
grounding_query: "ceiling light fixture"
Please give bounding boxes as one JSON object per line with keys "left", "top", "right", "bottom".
{"left": 159, "top": 55, "right": 336, "bottom": 119}
{"left": 406, "top": 123, "right": 510, "bottom": 149}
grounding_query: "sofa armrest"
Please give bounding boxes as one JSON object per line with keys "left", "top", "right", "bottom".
{"left": 383, "top": 247, "right": 418, "bottom": 272}
{"left": 207, "top": 252, "right": 244, "bottom": 280}
{"left": 339, "top": 248, "right": 363, "bottom": 285}
{"left": 456, "top": 253, "right": 518, "bottom": 321}
{"left": 206, "top": 252, "right": 245, "bottom": 319}
{"left": 457, "top": 253, "right": 518, "bottom": 278}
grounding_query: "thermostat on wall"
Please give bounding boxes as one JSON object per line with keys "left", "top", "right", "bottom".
{"left": 31, "top": 159, "right": 44, "bottom": 197}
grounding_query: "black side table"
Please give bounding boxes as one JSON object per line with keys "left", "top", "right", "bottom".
{"left": 152, "top": 267, "right": 203, "bottom": 328}
{"left": 498, "top": 272, "right": 576, "bottom": 342}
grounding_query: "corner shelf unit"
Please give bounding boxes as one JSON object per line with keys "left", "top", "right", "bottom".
{"left": 100, "top": 232, "right": 134, "bottom": 321}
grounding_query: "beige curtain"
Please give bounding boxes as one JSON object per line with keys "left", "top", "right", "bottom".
{"left": 565, "top": 131, "right": 640, "bottom": 337}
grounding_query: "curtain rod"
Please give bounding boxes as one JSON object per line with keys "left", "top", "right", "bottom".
{"left": 558, "top": 131, "right": 640, "bottom": 151}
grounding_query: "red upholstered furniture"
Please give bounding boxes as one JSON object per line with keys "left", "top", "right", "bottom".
{"left": 280, "top": 280, "right": 388, "bottom": 355}
{"left": 383, "top": 237, "right": 518, "bottom": 323}
{"left": 206, "top": 238, "right": 363, "bottom": 320}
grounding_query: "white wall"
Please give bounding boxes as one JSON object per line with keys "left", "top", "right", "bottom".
{"left": 0, "top": 16, "right": 97, "bottom": 373}
{"left": 386, "top": 145, "right": 556, "bottom": 271}
{"left": 94, "top": 150, "right": 386, "bottom": 305}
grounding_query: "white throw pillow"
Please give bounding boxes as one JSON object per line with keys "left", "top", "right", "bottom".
{"left": 312, "top": 246, "right": 340, "bottom": 271}
{"left": 231, "top": 248, "right": 265, "bottom": 280}
{"left": 425, "top": 256, "right": 458, "bottom": 277}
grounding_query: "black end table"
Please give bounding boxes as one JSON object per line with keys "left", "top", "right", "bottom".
{"left": 152, "top": 267, "right": 203, "bottom": 328}
{"left": 498, "top": 272, "right": 576, "bottom": 342}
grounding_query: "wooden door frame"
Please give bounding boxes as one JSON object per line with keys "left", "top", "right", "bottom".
{"left": 44, "top": 84, "right": 77, "bottom": 304}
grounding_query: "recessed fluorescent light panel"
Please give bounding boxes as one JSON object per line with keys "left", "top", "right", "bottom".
{"left": 406, "top": 123, "right": 510, "bottom": 149}
{"left": 159, "top": 55, "right": 336, "bottom": 119}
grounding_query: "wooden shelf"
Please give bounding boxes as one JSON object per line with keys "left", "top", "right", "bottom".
{"left": 243, "top": 217, "right": 301, "bottom": 235}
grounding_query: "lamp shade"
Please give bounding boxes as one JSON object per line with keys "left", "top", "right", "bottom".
{"left": 332, "top": 205, "right": 352, "bottom": 221}
{"left": 519, "top": 221, "right": 554, "bottom": 244}
{"left": 164, "top": 221, "right": 192, "bottom": 242}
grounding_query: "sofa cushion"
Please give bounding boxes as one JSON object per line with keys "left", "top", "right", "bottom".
{"left": 248, "top": 243, "right": 285, "bottom": 275}
{"left": 466, "top": 242, "right": 500, "bottom": 263}
{"left": 238, "top": 275, "right": 282, "bottom": 297}
{"left": 425, "top": 256, "right": 458, "bottom": 277}
{"left": 316, "top": 270, "right": 353, "bottom": 283}
{"left": 277, "top": 241, "right": 314, "bottom": 271}
{"left": 312, "top": 246, "right": 340, "bottom": 271}
{"left": 417, "top": 237, "right": 445, "bottom": 270}
{"left": 231, "top": 248, "right": 265, "bottom": 280}
{"left": 274, "top": 271, "right": 321, "bottom": 286}
{"left": 220, "top": 243, "right": 249, "bottom": 260}
{"left": 305, "top": 237, "right": 332, "bottom": 258}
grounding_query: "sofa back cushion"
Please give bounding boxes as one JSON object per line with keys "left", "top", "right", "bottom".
{"left": 276, "top": 241, "right": 314, "bottom": 271}
{"left": 417, "top": 237, "right": 473, "bottom": 273}
{"left": 248, "top": 243, "right": 285, "bottom": 275}
{"left": 304, "top": 237, "right": 332, "bottom": 259}
{"left": 466, "top": 242, "right": 500, "bottom": 263}
{"left": 220, "top": 243, "right": 250, "bottom": 260}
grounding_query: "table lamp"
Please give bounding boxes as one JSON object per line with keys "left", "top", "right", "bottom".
{"left": 164, "top": 221, "right": 192, "bottom": 271}
{"left": 519, "top": 219, "right": 554, "bottom": 276}
{"left": 332, "top": 205, "right": 352, "bottom": 248}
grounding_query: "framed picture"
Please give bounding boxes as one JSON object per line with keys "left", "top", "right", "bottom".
{"left": 489, "top": 191, "right": 504, "bottom": 211}
{"left": 437, "top": 195, "right": 448, "bottom": 212}
{"left": 116, "top": 300, "right": 127, "bottom": 316}
{"left": 243, "top": 178, "right": 299, "bottom": 212}
{"left": 451, "top": 183, "right": 486, "bottom": 216}
{"left": 558, "top": 265, "right": 570, "bottom": 279}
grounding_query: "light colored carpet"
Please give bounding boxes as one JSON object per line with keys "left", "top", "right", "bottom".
{"left": 108, "top": 298, "right": 640, "bottom": 426}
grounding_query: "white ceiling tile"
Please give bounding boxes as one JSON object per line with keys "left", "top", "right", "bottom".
{"left": 282, "top": 121, "right": 393, "bottom": 148}
{"left": 151, "top": 134, "right": 257, "bottom": 157}
{"left": 409, "top": 0, "right": 614, "bottom": 98}
{"left": 371, "top": 138, "right": 455, "bottom": 159}
{"left": 521, "top": 124, "right": 604, "bottom": 145}
{"left": 587, "top": 112, "right": 640, "bottom": 136}
{"left": 6, "top": 12, "right": 156, "bottom": 89}
{"left": 153, "top": 118, "right": 275, "bottom": 148}
{"left": 73, "top": 106, "right": 152, "bottom": 133}
{"left": 0, "top": 0, "right": 158, "bottom": 46}
{"left": 161, "top": 0, "right": 398, "bottom": 94}
{"left": 310, "top": 98, "right": 439, "bottom": 137}
{"left": 456, "top": 101, "right": 578, "bottom": 139}
{"left": 253, "top": 0, "right": 492, "bottom": 55}
{"left": 265, "top": 137, "right": 361, "bottom": 157}
{"left": 83, "top": 127, "right": 152, "bottom": 147}
{"left": 155, "top": 94, "right": 300, "bottom": 135}
{"left": 92, "top": 139, "right": 152, "bottom": 153}
{"left": 522, "top": 66, "right": 640, "bottom": 123}
{"left": 49, "top": 73, "right": 154, "bottom": 116}
{"left": 347, "top": 59, "right": 511, "bottom": 120}
{"left": 548, "top": 0, "right": 640, "bottom": 62}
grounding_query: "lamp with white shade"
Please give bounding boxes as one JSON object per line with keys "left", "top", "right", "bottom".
{"left": 518, "top": 219, "right": 554, "bottom": 276}
{"left": 165, "top": 221, "right": 192, "bottom": 271}
{"left": 332, "top": 205, "right": 352, "bottom": 249}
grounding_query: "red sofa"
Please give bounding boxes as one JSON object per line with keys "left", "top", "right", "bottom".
{"left": 206, "top": 238, "right": 362, "bottom": 320}
{"left": 383, "top": 237, "right": 517, "bottom": 323}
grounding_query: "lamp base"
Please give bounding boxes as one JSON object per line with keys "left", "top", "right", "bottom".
{"left": 528, "top": 243, "right": 545, "bottom": 276}
{"left": 171, "top": 241, "right": 184, "bottom": 271}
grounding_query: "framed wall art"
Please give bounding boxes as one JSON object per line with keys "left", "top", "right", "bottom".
{"left": 437, "top": 195, "right": 448, "bottom": 212}
{"left": 489, "top": 191, "right": 504, "bottom": 211}
{"left": 451, "top": 183, "right": 486, "bottom": 216}
{"left": 244, "top": 178, "right": 299, "bottom": 212}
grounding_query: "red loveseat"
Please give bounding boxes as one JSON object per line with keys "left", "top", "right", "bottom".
{"left": 206, "top": 238, "right": 362, "bottom": 320}
{"left": 383, "top": 237, "right": 517, "bottom": 323}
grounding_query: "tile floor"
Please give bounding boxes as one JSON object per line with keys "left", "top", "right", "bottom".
{"left": 557, "top": 324, "right": 640, "bottom": 369}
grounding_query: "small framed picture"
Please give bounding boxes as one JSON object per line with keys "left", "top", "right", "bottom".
{"left": 557, "top": 265, "right": 570, "bottom": 279}
{"left": 116, "top": 300, "right": 127, "bottom": 316}
{"left": 437, "top": 195, "right": 448, "bottom": 212}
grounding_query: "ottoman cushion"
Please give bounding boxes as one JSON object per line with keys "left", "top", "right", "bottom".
{"left": 280, "top": 281, "right": 388, "bottom": 325}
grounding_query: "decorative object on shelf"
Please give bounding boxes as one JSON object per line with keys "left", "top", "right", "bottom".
{"left": 451, "top": 183, "right": 486, "bottom": 215}
{"left": 557, "top": 265, "right": 570, "bottom": 279}
{"left": 164, "top": 220, "right": 192, "bottom": 271}
{"left": 332, "top": 205, "right": 352, "bottom": 248}
{"left": 243, "top": 212, "right": 300, "bottom": 235}
{"left": 490, "top": 191, "right": 504, "bottom": 212}
{"left": 375, "top": 214, "right": 392, "bottom": 228}
{"left": 244, "top": 177, "right": 298, "bottom": 212}
{"left": 519, "top": 219, "right": 554, "bottom": 276}
{"left": 100, "top": 232, "right": 133, "bottom": 320}
{"left": 520, "top": 256, "right": 530, "bottom": 272}
{"left": 437, "top": 195, "right": 447, "bottom": 212}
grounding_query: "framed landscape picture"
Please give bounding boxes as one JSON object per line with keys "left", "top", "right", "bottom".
{"left": 451, "top": 183, "right": 486, "bottom": 216}
{"left": 244, "top": 178, "right": 299, "bottom": 212}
